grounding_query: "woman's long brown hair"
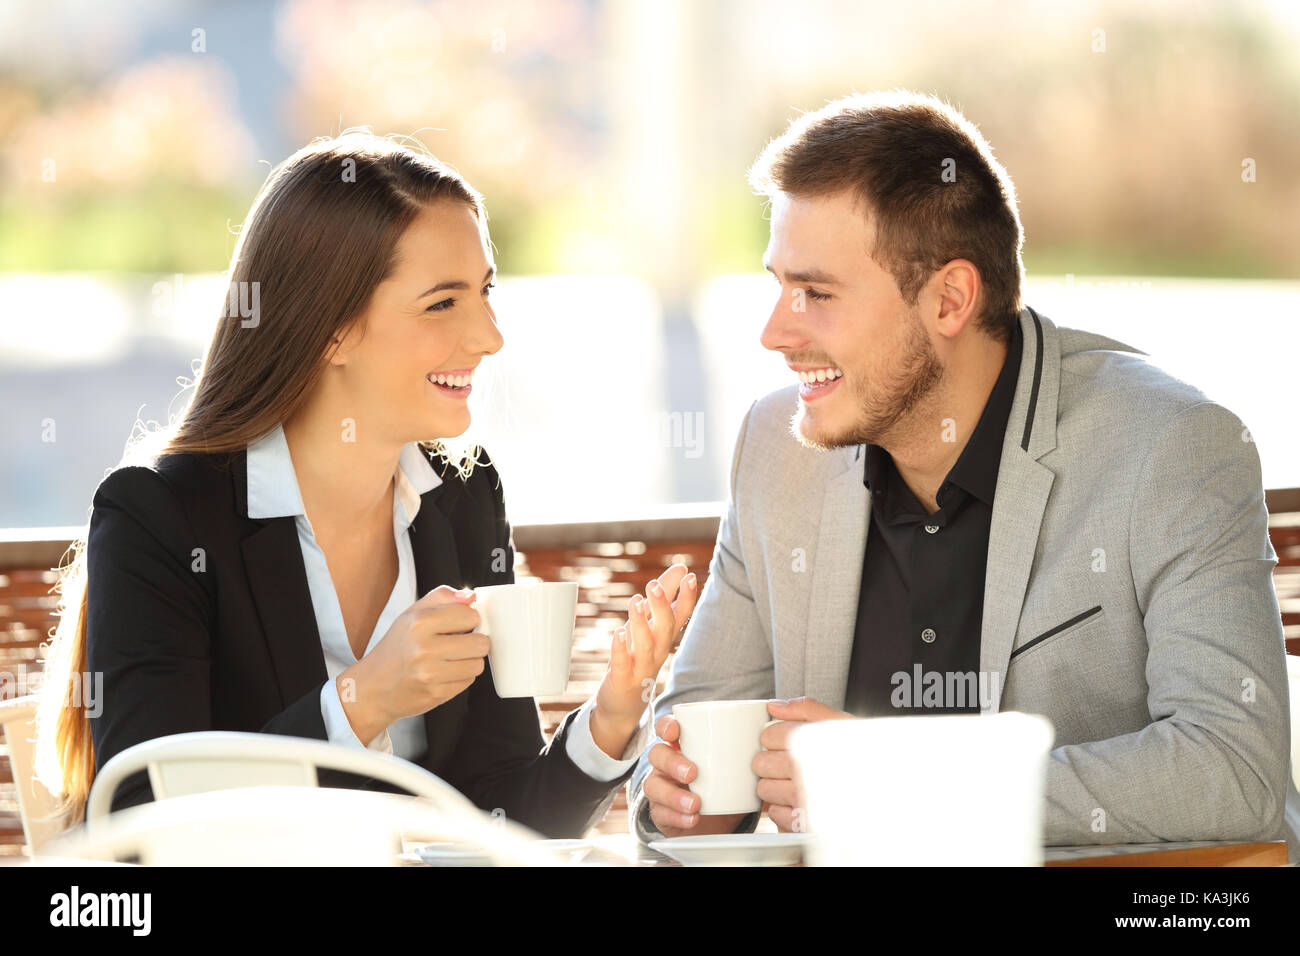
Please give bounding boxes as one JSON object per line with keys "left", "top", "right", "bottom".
{"left": 33, "top": 132, "right": 488, "bottom": 828}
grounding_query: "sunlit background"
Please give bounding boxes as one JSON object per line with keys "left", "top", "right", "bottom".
{"left": 2, "top": 0, "right": 1298, "bottom": 528}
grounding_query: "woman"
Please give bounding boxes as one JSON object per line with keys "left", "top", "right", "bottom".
{"left": 34, "top": 132, "right": 697, "bottom": 840}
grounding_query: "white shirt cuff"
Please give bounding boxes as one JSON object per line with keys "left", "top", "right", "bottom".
{"left": 320, "top": 679, "right": 393, "bottom": 755}
{"left": 564, "top": 697, "right": 653, "bottom": 782}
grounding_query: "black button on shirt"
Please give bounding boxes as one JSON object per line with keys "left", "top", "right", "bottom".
{"left": 843, "top": 318, "right": 1022, "bottom": 717}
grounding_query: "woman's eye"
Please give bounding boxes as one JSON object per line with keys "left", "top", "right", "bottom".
{"left": 426, "top": 297, "right": 456, "bottom": 312}
{"left": 482, "top": 281, "right": 495, "bottom": 295}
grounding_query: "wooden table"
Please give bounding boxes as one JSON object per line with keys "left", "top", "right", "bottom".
{"left": 591, "top": 807, "right": 1290, "bottom": 866}
{"left": 1043, "top": 840, "right": 1288, "bottom": 866}
{"left": 401, "top": 835, "right": 1288, "bottom": 866}
{"left": 402, "top": 805, "right": 1290, "bottom": 866}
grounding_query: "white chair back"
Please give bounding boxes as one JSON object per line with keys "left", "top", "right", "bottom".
{"left": 85, "top": 730, "right": 481, "bottom": 824}
{"left": 41, "top": 785, "right": 573, "bottom": 866}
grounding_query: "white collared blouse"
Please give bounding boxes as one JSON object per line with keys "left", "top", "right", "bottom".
{"left": 244, "top": 423, "right": 641, "bottom": 780}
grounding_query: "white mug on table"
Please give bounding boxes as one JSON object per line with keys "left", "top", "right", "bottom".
{"left": 790, "top": 711, "right": 1054, "bottom": 865}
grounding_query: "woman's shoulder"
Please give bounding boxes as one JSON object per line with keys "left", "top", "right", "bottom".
{"left": 96, "top": 447, "right": 236, "bottom": 501}
{"left": 91, "top": 447, "right": 241, "bottom": 539}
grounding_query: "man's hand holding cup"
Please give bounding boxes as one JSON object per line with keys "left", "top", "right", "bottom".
{"left": 645, "top": 695, "right": 851, "bottom": 837}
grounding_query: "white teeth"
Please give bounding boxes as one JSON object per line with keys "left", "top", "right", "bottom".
{"left": 797, "top": 367, "right": 841, "bottom": 385}
{"left": 430, "top": 371, "right": 473, "bottom": 387}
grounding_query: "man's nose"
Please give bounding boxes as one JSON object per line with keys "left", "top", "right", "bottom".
{"left": 760, "top": 287, "right": 806, "bottom": 354}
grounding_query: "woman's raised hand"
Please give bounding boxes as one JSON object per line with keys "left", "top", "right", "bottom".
{"left": 589, "top": 563, "right": 699, "bottom": 758}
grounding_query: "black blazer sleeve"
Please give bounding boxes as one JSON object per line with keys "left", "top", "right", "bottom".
{"left": 436, "top": 458, "right": 631, "bottom": 839}
{"left": 85, "top": 465, "right": 330, "bottom": 812}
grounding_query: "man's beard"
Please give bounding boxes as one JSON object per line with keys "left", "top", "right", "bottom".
{"left": 793, "top": 305, "right": 945, "bottom": 451}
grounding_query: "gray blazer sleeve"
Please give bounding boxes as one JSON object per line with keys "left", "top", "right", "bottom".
{"left": 1042, "top": 400, "right": 1292, "bottom": 844}
{"left": 627, "top": 401, "right": 774, "bottom": 844}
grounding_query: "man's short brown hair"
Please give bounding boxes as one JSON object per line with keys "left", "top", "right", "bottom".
{"left": 748, "top": 90, "right": 1024, "bottom": 343}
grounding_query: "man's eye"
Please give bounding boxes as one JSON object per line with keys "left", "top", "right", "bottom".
{"left": 426, "top": 297, "right": 455, "bottom": 312}
{"left": 807, "top": 289, "right": 832, "bottom": 302}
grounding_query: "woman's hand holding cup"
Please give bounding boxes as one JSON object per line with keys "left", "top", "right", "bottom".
{"left": 338, "top": 584, "right": 489, "bottom": 746}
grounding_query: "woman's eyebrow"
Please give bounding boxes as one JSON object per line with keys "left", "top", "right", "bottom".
{"left": 418, "top": 266, "right": 497, "bottom": 299}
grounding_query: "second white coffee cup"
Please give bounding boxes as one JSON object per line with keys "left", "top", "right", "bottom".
{"left": 671, "top": 699, "right": 780, "bottom": 815}
{"left": 474, "top": 581, "right": 578, "bottom": 698}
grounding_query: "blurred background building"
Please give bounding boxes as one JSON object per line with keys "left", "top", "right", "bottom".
{"left": 2, "top": 0, "right": 1298, "bottom": 527}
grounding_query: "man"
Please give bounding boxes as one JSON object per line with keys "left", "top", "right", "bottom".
{"left": 624, "top": 90, "right": 1299, "bottom": 858}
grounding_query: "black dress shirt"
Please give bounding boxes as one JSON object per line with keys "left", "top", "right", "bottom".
{"left": 844, "top": 318, "right": 1022, "bottom": 716}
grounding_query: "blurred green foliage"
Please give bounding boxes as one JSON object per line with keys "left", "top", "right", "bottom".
{"left": 0, "top": 186, "right": 244, "bottom": 272}
{"left": 2, "top": 0, "right": 1296, "bottom": 280}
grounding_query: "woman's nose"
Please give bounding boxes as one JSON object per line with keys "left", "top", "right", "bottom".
{"left": 472, "top": 301, "right": 504, "bottom": 356}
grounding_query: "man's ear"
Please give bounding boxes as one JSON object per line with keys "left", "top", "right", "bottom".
{"left": 933, "top": 260, "right": 980, "bottom": 336}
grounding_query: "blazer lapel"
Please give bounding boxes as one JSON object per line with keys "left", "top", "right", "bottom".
{"left": 980, "top": 306, "right": 1061, "bottom": 711}
{"left": 408, "top": 476, "right": 473, "bottom": 771}
{"left": 232, "top": 448, "right": 329, "bottom": 708}
{"left": 233, "top": 445, "right": 475, "bottom": 770}
{"left": 409, "top": 479, "right": 466, "bottom": 598}
{"left": 801, "top": 444, "right": 871, "bottom": 710}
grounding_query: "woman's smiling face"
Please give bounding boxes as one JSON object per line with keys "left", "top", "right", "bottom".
{"left": 329, "top": 200, "right": 503, "bottom": 445}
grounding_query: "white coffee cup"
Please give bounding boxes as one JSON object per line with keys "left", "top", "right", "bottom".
{"left": 671, "top": 699, "right": 781, "bottom": 815}
{"left": 474, "top": 582, "right": 578, "bottom": 698}
{"left": 790, "top": 711, "right": 1054, "bottom": 865}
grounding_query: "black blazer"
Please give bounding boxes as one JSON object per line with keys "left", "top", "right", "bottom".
{"left": 84, "top": 443, "right": 629, "bottom": 838}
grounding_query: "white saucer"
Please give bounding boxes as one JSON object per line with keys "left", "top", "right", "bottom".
{"left": 415, "top": 842, "right": 494, "bottom": 867}
{"left": 415, "top": 839, "right": 593, "bottom": 867}
{"left": 648, "top": 832, "right": 810, "bottom": 866}
{"left": 538, "top": 839, "right": 593, "bottom": 864}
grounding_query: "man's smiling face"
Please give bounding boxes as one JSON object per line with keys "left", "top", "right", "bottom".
{"left": 760, "top": 189, "right": 944, "bottom": 451}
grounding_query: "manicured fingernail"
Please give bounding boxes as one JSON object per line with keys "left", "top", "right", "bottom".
{"left": 649, "top": 581, "right": 663, "bottom": 596}
{"left": 686, "top": 574, "right": 697, "bottom": 589}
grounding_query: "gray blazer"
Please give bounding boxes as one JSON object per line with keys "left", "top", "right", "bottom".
{"left": 629, "top": 305, "right": 1300, "bottom": 862}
